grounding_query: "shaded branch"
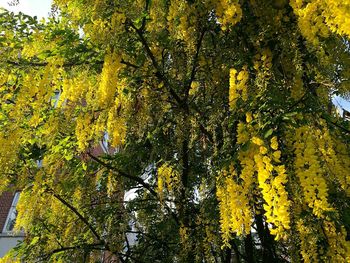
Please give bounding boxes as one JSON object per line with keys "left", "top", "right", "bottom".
{"left": 185, "top": 28, "right": 206, "bottom": 99}
{"left": 321, "top": 115, "right": 350, "bottom": 135}
{"left": 127, "top": 19, "right": 184, "bottom": 106}
{"left": 127, "top": 20, "right": 214, "bottom": 143}
{"left": 87, "top": 152, "right": 157, "bottom": 197}
{"left": 140, "top": 0, "right": 151, "bottom": 32}
{"left": 6, "top": 58, "right": 138, "bottom": 69}
{"left": 39, "top": 243, "right": 104, "bottom": 262}
{"left": 121, "top": 58, "right": 139, "bottom": 69}
{"left": 87, "top": 152, "right": 179, "bottom": 225}
{"left": 124, "top": 232, "right": 131, "bottom": 262}
{"left": 47, "top": 188, "right": 102, "bottom": 242}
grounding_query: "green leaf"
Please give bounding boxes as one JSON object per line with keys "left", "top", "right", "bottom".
{"left": 264, "top": 128, "right": 273, "bottom": 138}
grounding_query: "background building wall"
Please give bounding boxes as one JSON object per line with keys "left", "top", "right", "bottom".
{"left": 0, "top": 192, "right": 24, "bottom": 258}
{"left": 0, "top": 192, "right": 14, "bottom": 231}
{"left": 0, "top": 236, "right": 24, "bottom": 257}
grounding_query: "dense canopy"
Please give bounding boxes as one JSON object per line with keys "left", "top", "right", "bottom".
{"left": 1, "top": 0, "right": 350, "bottom": 262}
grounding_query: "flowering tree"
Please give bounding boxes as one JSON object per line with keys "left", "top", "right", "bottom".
{"left": 1, "top": 0, "right": 350, "bottom": 262}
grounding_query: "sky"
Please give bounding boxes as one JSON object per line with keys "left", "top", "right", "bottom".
{"left": 0, "top": 0, "right": 52, "bottom": 19}
{"left": 333, "top": 95, "right": 350, "bottom": 116}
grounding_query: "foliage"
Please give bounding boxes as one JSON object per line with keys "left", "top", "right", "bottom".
{"left": 1, "top": 0, "right": 350, "bottom": 262}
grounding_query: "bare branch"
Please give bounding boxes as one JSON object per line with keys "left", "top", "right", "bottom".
{"left": 87, "top": 152, "right": 157, "bottom": 197}
{"left": 185, "top": 28, "right": 206, "bottom": 99}
{"left": 47, "top": 188, "right": 102, "bottom": 242}
{"left": 39, "top": 243, "right": 104, "bottom": 262}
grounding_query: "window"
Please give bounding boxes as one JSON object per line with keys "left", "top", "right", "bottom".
{"left": 100, "top": 132, "right": 110, "bottom": 154}
{"left": 50, "top": 90, "right": 61, "bottom": 108}
{"left": 3, "top": 192, "right": 20, "bottom": 233}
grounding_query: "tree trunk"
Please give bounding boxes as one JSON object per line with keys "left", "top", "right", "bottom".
{"left": 255, "top": 214, "right": 276, "bottom": 263}
{"left": 244, "top": 233, "right": 255, "bottom": 263}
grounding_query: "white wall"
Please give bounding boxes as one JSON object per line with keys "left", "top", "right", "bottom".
{"left": 0, "top": 235, "right": 24, "bottom": 258}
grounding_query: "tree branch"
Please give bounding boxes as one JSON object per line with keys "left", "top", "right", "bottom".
{"left": 121, "top": 58, "right": 139, "bottom": 69}
{"left": 39, "top": 243, "right": 104, "bottom": 262}
{"left": 127, "top": 19, "right": 184, "bottom": 107}
{"left": 185, "top": 28, "right": 206, "bottom": 99}
{"left": 47, "top": 188, "right": 102, "bottom": 242}
{"left": 127, "top": 20, "right": 214, "bottom": 143}
{"left": 7, "top": 58, "right": 138, "bottom": 69}
{"left": 87, "top": 152, "right": 180, "bottom": 225}
{"left": 321, "top": 114, "right": 350, "bottom": 135}
{"left": 87, "top": 152, "right": 157, "bottom": 197}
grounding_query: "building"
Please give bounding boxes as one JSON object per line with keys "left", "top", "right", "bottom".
{"left": 0, "top": 191, "right": 24, "bottom": 258}
{"left": 343, "top": 109, "right": 350, "bottom": 121}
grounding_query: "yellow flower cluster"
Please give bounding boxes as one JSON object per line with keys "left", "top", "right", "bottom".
{"left": 179, "top": 224, "right": 190, "bottom": 245}
{"left": 216, "top": 165, "right": 253, "bottom": 246}
{"left": 237, "top": 121, "right": 250, "bottom": 144}
{"left": 167, "top": 0, "right": 196, "bottom": 46}
{"left": 322, "top": 1, "right": 350, "bottom": 37}
{"left": 290, "top": 0, "right": 329, "bottom": 45}
{"left": 323, "top": 221, "right": 350, "bottom": 262}
{"left": 253, "top": 136, "right": 291, "bottom": 240}
{"left": 194, "top": 206, "right": 222, "bottom": 261}
{"left": 316, "top": 123, "right": 350, "bottom": 195}
{"left": 0, "top": 254, "right": 20, "bottom": 263}
{"left": 21, "top": 30, "right": 56, "bottom": 59}
{"left": 253, "top": 48, "right": 273, "bottom": 87}
{"left": 107, "top": 171, "right": 121, "bottom": 198}
{"left": 215, "top": 0, "right": 242, "bottom": 30}
{"left": 98, "top": 52, "right": 123, "bottom": 107}
{"left": 15, "top": 179, "right": 53, "bottom": 234}
{"left": 290, "top": 0, "right": 350, "bottom": 45}
{"left": 254, "top": 48, "right": 272, "bottom": 71}
{"left": 59, "top": 61, "right": 128, "bottom": 150}
{"left": 189, "top": 81, "right": 200, "bottom": 96}
{"left": 217, "top": 115, "right": 290, "bottom": 242}
{"left": 291, "top": 72, "right": 304, "bottom": 99}
{"left": 14, "top": 175, "right": 91, "bottom": 256}
{"left": 60, "top": 70, "right": 92, "bottom": 105}
{"left": 0, "top": 131, "right": 21, "bottom": 189}
{"left": 334, "top": 141, "right": 350, "bottom": 194}
{"left": 75, "top": 113, "right": 93, "bottom": 151}
{"left": 238, "top": 146, "right": 256, "bottom": 197}
{"left": 297, "top": 219, "right": 320, "bottom": 263}
{"left": 107, "top": 103, "right": 126, "bottom": 147}
{"left": 15, "top": 65, "right": 58, "bottom": 119}
{"left": 229, "top": 66, "right": 248, "bottom": 110}
{"left": 236, "top": 112, "right": 254, "bottom": 145}
{"left": 74, "top": 0, "right": 126, "bottom": 44}
{"left": 294, "top": 126, "right": 332, "bottom": 217}
{"left": 148, "top": 0, "right": 167, "bottom": 33}
{"left": 84, "top": 18, "right": 108, "bottom": 43}
{"left": 297, "top": 218, "right": 350, "bottom": 262}
{"left": 157, "top": 162, "right": 180, "bottom": 201}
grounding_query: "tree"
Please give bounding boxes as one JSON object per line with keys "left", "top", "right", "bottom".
{"left": 1, "top": 0, "right": 350, "bottom": 262}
